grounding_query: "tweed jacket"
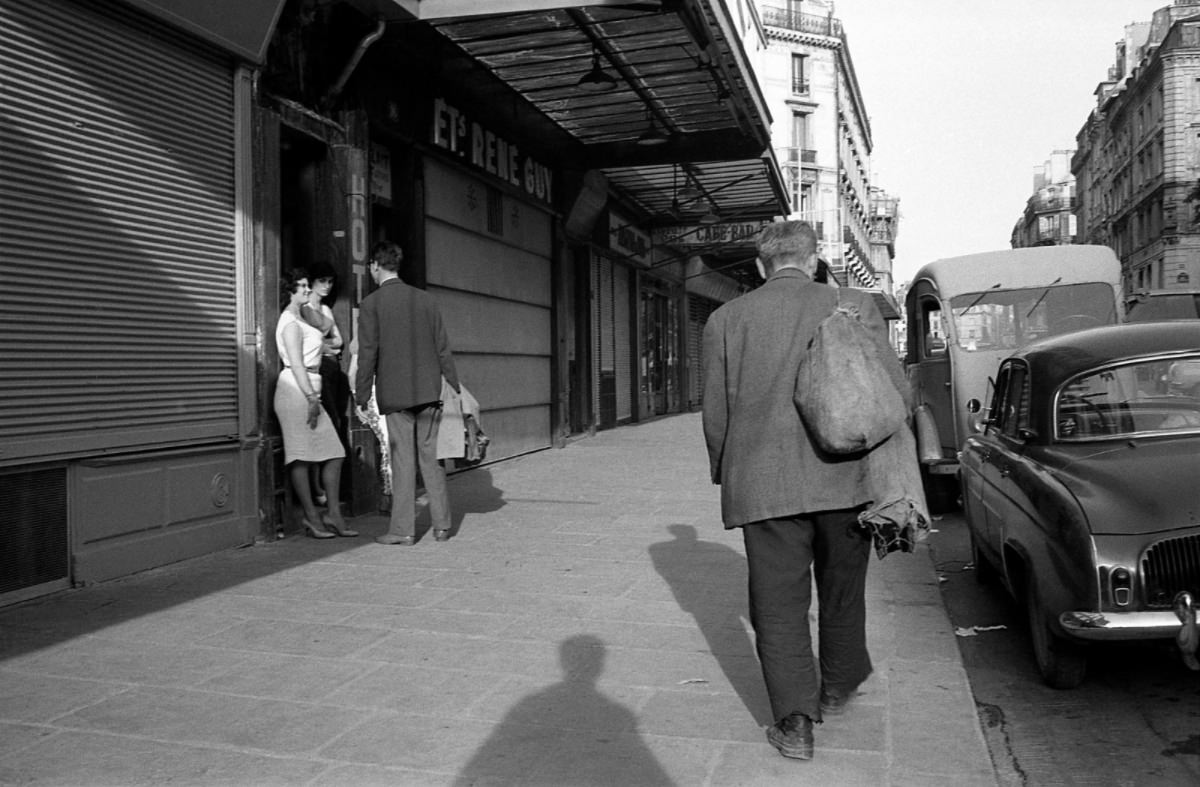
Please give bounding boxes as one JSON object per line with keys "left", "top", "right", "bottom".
{"left": 701, "top": 268, "right": 889, "bottom": 528}
{"left": 355, "top": 278, "right": 459, "bottom": 414}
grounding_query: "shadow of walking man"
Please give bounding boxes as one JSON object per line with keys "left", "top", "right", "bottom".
{"left": 454, "top": 635, "right": 673, "bottom": 786}
{"left": 648, "top": 524, "right": 771, "bottom": 727}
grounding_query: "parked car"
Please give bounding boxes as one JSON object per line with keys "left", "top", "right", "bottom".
{"left": 1124, "top": 288, "right": 1200, "bottom": 322}
{"left": 960, "top": 322, "right": 1200, "bottom": 688}
{"left": 904, "top": 245, "right": 1123, "bottom": 512}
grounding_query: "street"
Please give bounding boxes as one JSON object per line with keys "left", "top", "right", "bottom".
{"left": 928, "top": 509, "right": 1200, "bottom": 786}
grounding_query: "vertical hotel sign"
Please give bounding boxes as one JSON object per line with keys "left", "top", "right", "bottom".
{"left": 430, "top": 97, "right": 553, "bottom": 206}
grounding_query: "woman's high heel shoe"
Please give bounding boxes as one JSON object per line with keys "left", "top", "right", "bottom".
{"left": 303, "top": 520, "right": 336, "bottom": 539}
{"left": 321, "top": 514, "right": 359, "bottom": 538}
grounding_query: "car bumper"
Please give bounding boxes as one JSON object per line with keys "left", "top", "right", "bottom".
{"left": 1059, "top": 609, "right": 1186, "bottom": 640}
{"left": 1059, "top": 591, "right": 1199, "bottom": 671}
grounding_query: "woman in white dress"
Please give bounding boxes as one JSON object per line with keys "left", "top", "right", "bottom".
{"left": 274, "top": 268, "right": 357, "bottom": 538}
{"left": 301, "top": 262, "right": 350, "bottom": 507}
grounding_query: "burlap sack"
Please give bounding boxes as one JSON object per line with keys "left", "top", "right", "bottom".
{"left": 795, "top": 301, "right": 908, "bottom": 454}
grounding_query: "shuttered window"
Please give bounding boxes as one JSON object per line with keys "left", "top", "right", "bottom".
{"left": 0, "top": 0, "right": 238, "bottom": 461}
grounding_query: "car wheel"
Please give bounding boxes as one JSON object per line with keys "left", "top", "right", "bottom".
{"left": 1025, "top": 578, "right": 1087, "bottom": 689}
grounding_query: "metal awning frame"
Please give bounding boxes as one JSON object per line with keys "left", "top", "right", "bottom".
{"left": 347, "top": 0, "right": 790, "bottom": 226}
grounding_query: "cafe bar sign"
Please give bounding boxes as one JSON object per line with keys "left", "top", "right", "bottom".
{"left": 652, "top": 221, "right": 770, "bottom": 247}
{"left": 431, "top": 97, "right": 554, "bottom": 206}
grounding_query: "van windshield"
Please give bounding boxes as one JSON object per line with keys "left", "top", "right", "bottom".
{"left": 949, "top": 282, "right": 1116, "bottom": 352}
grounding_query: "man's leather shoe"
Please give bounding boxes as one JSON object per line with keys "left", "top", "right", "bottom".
{"left": 766, "top": 712, "right": 813, "bottom": 760}
{"left": 819, "top": 685, "right": 853, "bottom": 716}
{"left": 375, "top": 534, "right": 415, "bottom": 545}
{"left": 433, "top": 529, "right": 450, "bottom": 542}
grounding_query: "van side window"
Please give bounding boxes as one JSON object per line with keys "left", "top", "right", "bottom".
{"left": 920, "top": 297, "right": 945, "bottom": 357}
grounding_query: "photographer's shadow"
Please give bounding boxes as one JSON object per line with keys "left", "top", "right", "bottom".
{"left": 648, "top": 524, "right": 771, "bottom": 726}
{"left": 454, "top": 635, "right": 672, "bottom": 786}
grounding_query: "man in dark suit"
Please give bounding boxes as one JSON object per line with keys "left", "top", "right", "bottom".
{"left": 356, "top": 241, "right": 460, "bottom": 545}
{"left": 701, "top": 221, "right": 887, "bottom": 760}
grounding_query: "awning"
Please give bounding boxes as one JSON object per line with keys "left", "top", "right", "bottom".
{"left": 119, "top": 0, "right": 286, "bottom": 62}
{"left": 347, "top": 0, "right": 789, "bottom": 222}
{"left": 856, "top": 288, "right": 900, "bottom": 321}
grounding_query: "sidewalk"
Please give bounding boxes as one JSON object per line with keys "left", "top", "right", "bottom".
{"left": 0, "top": 413, "right": 995, "bottom": 786}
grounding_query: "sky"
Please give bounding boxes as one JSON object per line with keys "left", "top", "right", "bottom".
{"left": 829, "top": 0, "right": 1169, "bottom": 283}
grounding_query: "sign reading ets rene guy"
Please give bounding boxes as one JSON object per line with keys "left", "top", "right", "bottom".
{"left": 431, "top": 97, "right": 554, "bottom": 206}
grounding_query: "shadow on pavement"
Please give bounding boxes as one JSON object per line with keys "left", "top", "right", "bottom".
{"left": 648, "top": 524, "right": 771, "bottom": 727}
{"left": 454, "top": 635, "right": 673, "bottom": 786}
{"left": 0, "top": 466, "right": 505, "bottom": 662}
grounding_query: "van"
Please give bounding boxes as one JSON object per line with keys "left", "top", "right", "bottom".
{"left": 904, "top": 245, "right": 1123, "bottom": 510}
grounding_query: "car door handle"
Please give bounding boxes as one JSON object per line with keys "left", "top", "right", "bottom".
{"left": 997, "top": 463, "right": 1011, "bottom": 478}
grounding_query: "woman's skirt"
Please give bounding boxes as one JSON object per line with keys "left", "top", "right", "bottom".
{"left": 274, "top": 369, "right": 346, "bottom": 464}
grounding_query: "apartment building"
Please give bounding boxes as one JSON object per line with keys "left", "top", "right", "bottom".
{"left": 1012, "top": 150, "right": 1078, "bottom": 248}
{"left": 1073, "top": 0, "right": 1200, "bottom": 292}
{"left": 756, "top": 0, "right": 899, "bottom": 317}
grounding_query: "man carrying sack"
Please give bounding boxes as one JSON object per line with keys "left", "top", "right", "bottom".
{"left": 701, "top": 220, "right": 913, "bottom": 761}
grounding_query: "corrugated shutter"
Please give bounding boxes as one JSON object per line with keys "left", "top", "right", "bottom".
{"left": 0, "top": 0, "right": 238, "bottom": 462}
{"left": 595, "top": 255, "right": 616, "bottom": 428}
{"left": 614, "top": 262, "right": 632, "bottom": 422}
{"left": 688, "top": 295, "right": 719, "bottom": 408}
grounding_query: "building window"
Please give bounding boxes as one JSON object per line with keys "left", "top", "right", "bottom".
{"left": 791, "top": 112, "right": 809, "bottom": 153}
{"left": 791, "top": 54, "right": 808, "bottom": 94}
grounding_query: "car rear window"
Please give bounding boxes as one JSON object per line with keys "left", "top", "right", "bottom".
{"left": 1056, "top": 355, "right": 1200, "bottom": 440}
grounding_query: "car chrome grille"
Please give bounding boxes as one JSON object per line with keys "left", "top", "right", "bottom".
{"left": 1141, "top": 534, "right": 1200, "bottom": 608}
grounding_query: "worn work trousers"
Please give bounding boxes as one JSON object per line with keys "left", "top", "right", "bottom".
{"left": 742, "top": 509, "right": 873, "bottom": 723}
{"left": 385, "top": 407, "right": 451, "bottom": 539}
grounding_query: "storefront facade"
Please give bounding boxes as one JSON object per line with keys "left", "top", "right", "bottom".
{"left": 0, "top": 0, "right": 272, "bottom": 605}
{"left": 1, "top": 0, "right": 787, "bottom": 604}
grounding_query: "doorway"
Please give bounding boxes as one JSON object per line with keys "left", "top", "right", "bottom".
{"left": 640, "top": 285, "right": 680, "bottom": 417}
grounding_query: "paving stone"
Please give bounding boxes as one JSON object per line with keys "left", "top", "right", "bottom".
{"left": 711, "top": 741, "right": 887, "bottom": 786}
{"left": 308, "top": 763, "right": 456, "bottom": 786}
{"left": 0, "top": 670, "right": 127, "bottom": 723}
{"left": 196, "top": 619, "right": 392, "bottom": 658}
{"left": 468, "top": 672, "right": 656, "bottom": 728}
{"left": 180, "top": 592, "right": 369, "bottom": 624}
{"left": 0, "top": 721, "right": 57, "bottom": 757}
{"left": 2, "top": 637, "right": 252, "bottom": 687}
{"left": 636, "top": 688, "right": 765, "bottom": 742}
{"left": 340, "top": 605, "right": 518, "bottom": 637}
{"left": 0, "top": 730, "right": 328, "bottom": 786}
{"left": 196, "top": 653, "right": 377, "bottom": 703}
{"left": 53, "top": 686, "right": 371, "bottom": 755}
{"left": 327, "top": 665, "right": 509, "bottom": 717}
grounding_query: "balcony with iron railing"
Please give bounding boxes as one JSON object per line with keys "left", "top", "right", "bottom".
{"left": 762, "top": 6, "right": 843, "bottom": 38}
{"left": 791, "top": 77, "right": 809, "bottom": 94}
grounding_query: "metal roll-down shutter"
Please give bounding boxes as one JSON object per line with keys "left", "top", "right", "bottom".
{"left": 0, "top": 0, "right": 238, "bottom": 462}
